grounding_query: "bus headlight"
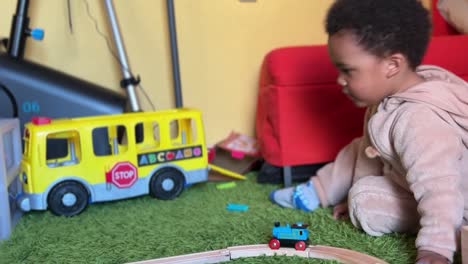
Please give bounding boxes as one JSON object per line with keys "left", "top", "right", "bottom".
{"left": 18, "top": 194, "right": 31, "bottom": 212}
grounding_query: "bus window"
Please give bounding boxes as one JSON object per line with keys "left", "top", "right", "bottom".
{"left": 93, "top": 125, "right": 128, "bottom": 156}
{"left": 135, "top": 123, "right": 144, "bottom": 144}
{"left": 153, "top": 122, "right": 160, "bottom": 144}
{"left": 93, "top": 127, "right": 111, "bottom": 156}
{"left": 46, "top": 130, "right": 81, "bottom": 168}
{"left": 136, "top": 121, "right": 160, "bottom": 151}
{"left": 169, "top": 118, "right": 198, "bottom": 146}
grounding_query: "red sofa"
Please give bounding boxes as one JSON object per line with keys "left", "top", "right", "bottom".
{"left": 256, "top": 0, "right": 468, "bottom": 186}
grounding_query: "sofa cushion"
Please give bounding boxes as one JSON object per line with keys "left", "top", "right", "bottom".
{"left": 263, "top": 46, "right": 338, "bottom": 86}
{"left": 423, "top": 34, "right": 468, "bottom": 81}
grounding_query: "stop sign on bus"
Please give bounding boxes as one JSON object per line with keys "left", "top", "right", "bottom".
{"left": 106, "top": 162, "right": 138, "bottom": 188}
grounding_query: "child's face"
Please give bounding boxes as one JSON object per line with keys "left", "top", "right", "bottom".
{"left": 328, "top": 31, "right": 392, "bottom": 107}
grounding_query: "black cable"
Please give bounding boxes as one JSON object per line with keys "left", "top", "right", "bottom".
{"left": 67, "top": 0, "right": 73, "bottom": 34}
{"left": 82, "top": 0, "right": 155, "bottom": 111}
{"left": 138, "top": 84, "right": 156, "bottom": 110}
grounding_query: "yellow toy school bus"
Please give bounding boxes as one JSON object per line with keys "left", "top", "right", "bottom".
{"left": 17, "top": 108, "right": 209, "bottom": 216}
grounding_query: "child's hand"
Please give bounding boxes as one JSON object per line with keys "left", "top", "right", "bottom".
{"left": 333, "top": 202, "right": 349, "bottom": 220}
{"left": 416, "top": 250, "right": 451, "bottom": 264}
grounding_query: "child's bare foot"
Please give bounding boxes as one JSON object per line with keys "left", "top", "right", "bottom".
{"left": 333, "top": 202, "right": 349, "bottom": 220}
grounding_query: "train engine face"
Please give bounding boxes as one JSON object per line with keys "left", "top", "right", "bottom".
{"left": 269, "top": 222, "right": 309, "bottom": 251}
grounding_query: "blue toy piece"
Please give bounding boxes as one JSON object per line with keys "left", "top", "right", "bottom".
{"left": 269, "top": 221, "right": 309, "bottom": 251}
{"left": 226, "top": 203, "right": 249, "bottom": 212}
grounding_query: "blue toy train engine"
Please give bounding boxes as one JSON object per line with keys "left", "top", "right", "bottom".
{"left": 269, "top": 222, "right": 309, "bottom": 251}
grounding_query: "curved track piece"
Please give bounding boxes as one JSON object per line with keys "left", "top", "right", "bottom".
{"left": 308, "top": 245, "right": 389, "bottom": 264}
{"left": 127, "top": 244, "right": 389, "bottom": 264}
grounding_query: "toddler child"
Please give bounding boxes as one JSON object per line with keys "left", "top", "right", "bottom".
{"left": 270, "top": 0, "right": 468, "bottom": 263}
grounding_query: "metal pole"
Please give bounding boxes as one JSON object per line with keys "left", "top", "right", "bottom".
{"left": 104, "top": 0, "right": 141, "bottom": 112}
{"left": 167, "top": 0, "right": 183, "bottom": 108}
{"left": 8, "top": 0, "right": 30, "bottom": 59}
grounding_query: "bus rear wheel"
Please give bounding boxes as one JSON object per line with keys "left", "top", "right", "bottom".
{"left": 47, "top": 181, "right": 89, "bottom": 217}
{"left": 149, "top": 168, "right": 185, "bottom": 200}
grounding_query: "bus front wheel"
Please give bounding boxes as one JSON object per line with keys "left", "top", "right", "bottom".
{"left": 149, "top": 168, "right": 185, "bottom": 200}
{"left": 47, "top": 181, "right": 89, "bottom": 217}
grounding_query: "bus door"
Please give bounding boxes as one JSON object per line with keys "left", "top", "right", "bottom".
{"left": 91, "top": 124, "right": 137, "bottom": 190}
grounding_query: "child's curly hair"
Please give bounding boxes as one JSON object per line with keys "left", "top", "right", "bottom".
{"left": 325, "top": 0, "right": 431, "bottom": 69}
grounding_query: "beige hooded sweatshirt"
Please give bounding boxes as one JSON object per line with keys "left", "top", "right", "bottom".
{"left": 311, "top": 65, "right": 468, "bottom": 260}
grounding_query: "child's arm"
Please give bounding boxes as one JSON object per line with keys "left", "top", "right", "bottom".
{"left": 392, "top": 105, "right": 464, "bottom": 262}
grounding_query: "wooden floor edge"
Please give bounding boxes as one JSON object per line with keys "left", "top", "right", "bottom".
{"left": 126, "top": 244, "right": 389, "bottom": 264}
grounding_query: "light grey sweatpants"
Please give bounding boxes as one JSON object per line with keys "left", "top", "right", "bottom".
{"left": 348, "top": 175, "right": 420, "bottom": 236}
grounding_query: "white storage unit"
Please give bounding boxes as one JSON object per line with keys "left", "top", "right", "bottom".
{"left": 0, "top": 119, "right": 22, "bottom": 241}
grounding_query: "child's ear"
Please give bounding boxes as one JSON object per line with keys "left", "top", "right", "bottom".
{"left": 385, "top": 53, "right": 405, "bottom": 78}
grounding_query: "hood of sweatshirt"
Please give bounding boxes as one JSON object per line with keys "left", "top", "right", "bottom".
{"left": 368, "top": 65, "right": 468, "bottom": 160}
{"left": 391, "top": 65, "right": 468, "bottom": 117}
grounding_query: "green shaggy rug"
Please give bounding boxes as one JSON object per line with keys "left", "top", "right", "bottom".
{"left": 1, "top": 172, "right": 447, "bottom": 264}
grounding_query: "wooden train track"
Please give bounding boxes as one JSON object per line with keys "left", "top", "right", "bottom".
{"left": 128, "top": 244, "right": 389, "bottom": 264}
